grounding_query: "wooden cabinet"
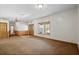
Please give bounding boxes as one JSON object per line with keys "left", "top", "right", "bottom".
{"left": 15, "top": 31, "right": 29, "bottom": 36}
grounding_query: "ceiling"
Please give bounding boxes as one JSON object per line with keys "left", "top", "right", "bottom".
{"left": 0, "top": 4, "right": 77, "bottom": 21}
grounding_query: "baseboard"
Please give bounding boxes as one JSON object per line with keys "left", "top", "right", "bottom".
{"left": 33, "top": 35, "right": 77, "bottom": 45}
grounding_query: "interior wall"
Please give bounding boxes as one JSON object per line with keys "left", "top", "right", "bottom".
{"left": 50, "top": 8, "right": 77, "bottom": 43}
{"left": 32, "top": 8, "right": 77, "bottom": 43}
{"left": 15, "top": 22, "right": 28, "bottom": 31}
{"left": 77, "top": 5, "right": 79, "bottom": 49}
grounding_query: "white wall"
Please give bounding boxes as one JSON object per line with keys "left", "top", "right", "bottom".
{"left": 32, "top": 8, "right": 77, "bottom": 43}
{"left": 50, "top": 9, "right": 77, "bottom": 43}
{"left": 77, "top": 5, "right": 79, "bottom": 49}
{"left": 15, "top": 22, "right": 28, "bottom": 31}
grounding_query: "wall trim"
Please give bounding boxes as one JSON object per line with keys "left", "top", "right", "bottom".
{"left": 33, "top": 35, "right": 78, "bottom": 45}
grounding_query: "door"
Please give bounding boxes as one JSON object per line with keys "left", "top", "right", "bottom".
{"left": 0, "top": 22, "right": 8, "bottom": 38}
{"left": 28, "top": 24, "right": 34, "bottom": 35}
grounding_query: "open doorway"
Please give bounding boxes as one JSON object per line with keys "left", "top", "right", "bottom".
{"left": 28, "top": 24, "right": 34, "bottom": 36}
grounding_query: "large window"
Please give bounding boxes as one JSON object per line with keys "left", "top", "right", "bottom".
{"left": 38, "top": 22, "right": 50, "bottom": 35}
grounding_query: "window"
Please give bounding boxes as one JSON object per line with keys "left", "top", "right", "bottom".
{"left": 38, "top": 22, "right": 50, "bottom": 35}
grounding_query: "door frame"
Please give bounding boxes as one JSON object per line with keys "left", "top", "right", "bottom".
{"left": 28, "top": 24, "right": 34, "bottom": 35}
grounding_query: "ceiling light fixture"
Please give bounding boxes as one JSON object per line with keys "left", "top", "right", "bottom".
{"left": 35, "top": 4, "right": 47, "bottom": 9}
{"left": 38, "top": 4, "right": 43, "bottom": 8}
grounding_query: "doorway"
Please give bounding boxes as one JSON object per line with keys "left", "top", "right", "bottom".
{"left": 0, "top": 22, "right": 8, "bottom": 38}
{"left": 28, "top": 24, "right": 34, "bottom": 35}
